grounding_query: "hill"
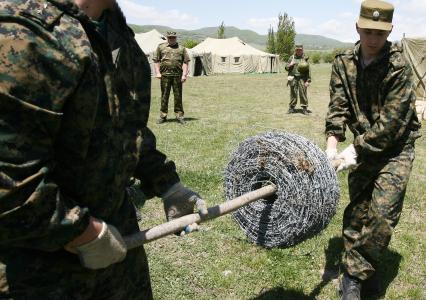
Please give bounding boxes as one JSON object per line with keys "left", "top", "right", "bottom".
{"left": 129, "top": 24, "right": 353, "bottom": 50}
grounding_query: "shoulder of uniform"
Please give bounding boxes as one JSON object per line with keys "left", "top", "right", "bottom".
{"left": 1, "top": 0, "right": 64, "bottom": 29}
{"left": 158, "top": 42, "right": 168, "bottom": 48}
{"left": 389, "top": 43, "right": 408, "bottom": 70}
{"left": 335, "top": 47, "right": 353, "bottom": 59}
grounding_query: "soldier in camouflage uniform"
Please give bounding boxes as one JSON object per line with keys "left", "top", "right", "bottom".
{"left": 0, "top": 0, "right": 206, "bottom": 299}
{"left": 154, "top": 32, "right": 190, "bottom": 125}
{"left": 324, "top": 1, "right": 421, "bottom": 299}
{"left": 285, "top": 44, "right": 311, "bottom": 115}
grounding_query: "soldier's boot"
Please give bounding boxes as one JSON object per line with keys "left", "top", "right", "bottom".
{"left": 302, "top": 107, "right": 310, "bottom": 115}
{"left": 287, "top": 107, "right": 295, "bottom": 114}
{"left": 157, "top": 113, "right": 167, "bottom": 124}
{"left": 176, "top": 117, "right": 186, "bottom": 125}
{"left": 362, "top": 272, "right": 384, "bottom": 298}
{"left": 339, "top": 272, "right": 361, "bottom": 300}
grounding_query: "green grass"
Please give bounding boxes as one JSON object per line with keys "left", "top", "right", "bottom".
{"left": 138, "top": 64, "right": 426, "bottom": 300}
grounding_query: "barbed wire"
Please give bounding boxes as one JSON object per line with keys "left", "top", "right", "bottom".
{"left": 224, "top": 131, "right": 340, "bottom": 248}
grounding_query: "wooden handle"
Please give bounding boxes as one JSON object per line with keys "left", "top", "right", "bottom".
{"left": 124, "top": 184, "right": 277, "bottom": 249}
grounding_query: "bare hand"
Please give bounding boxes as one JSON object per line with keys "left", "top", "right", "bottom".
{"left": 155, "top": 74, "right": 162, "bottom": 79}
{"left": 304, "top": 81, "right": 310, "bottom": 87}
{"left": 181, "top": 75, "right": 187, "bottom": 83}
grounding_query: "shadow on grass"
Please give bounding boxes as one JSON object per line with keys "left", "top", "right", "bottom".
{"left": 157, "top": 117, "right": 199, "bottom": 124}
{"left": 253, "top": 287, "right": 311, "bottom": 300}
{"left": 288, "top": 108, "right": 313, "bottom": 115}
{"left": 363, "top": 249, "right": 402, "bottom": 300}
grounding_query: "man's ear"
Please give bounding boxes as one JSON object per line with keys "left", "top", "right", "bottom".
{"left": 356, "top": 23, "right": 360, "bottom": 34}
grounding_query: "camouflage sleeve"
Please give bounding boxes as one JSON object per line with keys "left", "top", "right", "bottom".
{"left": 134, "top": 128, "right": 180, "bottom": 198}
{"left": 353, "top": 64, "right": 416, "bottom": 155}
{"left": 285, "top": 55, "right": 294, "bottom": 71}
{"left": 183, "top": 47, "right": 190, "bottom": 63}
{"left": 0, "top": 22, "right": 91, "bottom": 251}
{"left": 325, "top": 58, "right": 351, "bottom": 141}
{"left": 153, "top": 45, "right": 162, "bottom": 63}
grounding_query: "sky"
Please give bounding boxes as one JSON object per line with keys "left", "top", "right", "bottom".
{"left": 117, "top": 0, "right": 426, "bottom": 42}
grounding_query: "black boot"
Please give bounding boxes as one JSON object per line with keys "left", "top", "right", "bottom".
{"left": 287, "top": 107, "right": 295, "bottom": 114}
{"left": 302, "top": 107, "right": 310, "bottom": 115}
{"left": 176, "top": 117, "right": 186, "bottom": 125}
{"left": 339, "top": 272, "right": 361, "bottom": 300}
{"left": 362, "top": 272, "right": 384, "bottom": 298}
{"left": 157, "top": 117, "right": 166, "bottom": 124}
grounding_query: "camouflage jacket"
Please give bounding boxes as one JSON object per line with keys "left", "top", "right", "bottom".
{"left": 153, "top": 42, "right": 190, "bottom": 76}
{"left": 325, "top": 41, "right": 421, "bottom": 157}
{"left": 0, "top": 0, "right": 179, "bottom": 252}
{"left": 285, "top": 54, "right": 311, "bottom": 81}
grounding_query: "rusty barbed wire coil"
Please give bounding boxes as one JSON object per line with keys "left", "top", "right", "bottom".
{"left": 224, "top": 131, "right": 340, "bottom": 248}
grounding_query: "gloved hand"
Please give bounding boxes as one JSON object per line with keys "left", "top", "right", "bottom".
{"left": 74, "top": 221, "right": 127, "bottom": 270}
{"left": 325, "top": 147, "right": 338, "bottom": 160}
{"left": 336, "top": 144, "right": 357, "bottom": 172}
{"left": 162, "top": 182, "right": 208, "bottom": 235}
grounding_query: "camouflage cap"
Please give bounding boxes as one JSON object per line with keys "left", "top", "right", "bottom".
{"left": 295, "top": 44, "right": 303, "bottom": 49}
{"left": 166, "top": 31, "right": 177, "bottom": 37}
{"left": 357, "top": 0, "right": 394, "bottom": 31}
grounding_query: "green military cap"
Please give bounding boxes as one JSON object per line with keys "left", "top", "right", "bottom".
{"left": 295, "top": 44, "right": 303, "bottom": 49}
{"left": 357, "top": 0, "right": 394, "bottom": 31}
{"left": 166, "top": 31, "right": 177, "bottom": 37}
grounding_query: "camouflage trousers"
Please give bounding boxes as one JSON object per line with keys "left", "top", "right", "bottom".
{"left": 342, "top": 143, "right": 415, "bottom": 281}
{"left": 160, "top": 75, "right": 184, "bottom": 118}
{"left": 0, "top": 199, "right": 153, "bottom": 300}
{"left": 289, "top": 78, "right": 308, "bottom": 108}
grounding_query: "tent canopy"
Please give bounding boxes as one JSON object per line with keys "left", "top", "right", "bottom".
{"left": 402, "top": 37, "right": 426, "bottom": 102}
{"left": 134, "top": 29, "right": 166, "bottom": 57}
{"left": 190, "top": 37, "right": 279, "bottom": 74}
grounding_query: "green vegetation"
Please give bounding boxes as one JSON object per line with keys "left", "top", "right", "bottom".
{"left": 182, "top": 39, "right": 200, "bottom": 49}
{"left": 139, "top": 64, "right": 426, "bottom": 299}
{"left": 217, "top": 21, "right": 226, "bottom": 39}
{"left": 275, "top": 13, "right": 296, "bottom": 61}
{"left": 129, "top": 24, "right": 354, "bottom": 51}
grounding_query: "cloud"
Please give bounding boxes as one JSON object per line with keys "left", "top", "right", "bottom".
{"left": 117, "top": 0, "right": 199, "bottom": 28}
{"left": 246, "top": 17, "right": 278, "bottom": 32}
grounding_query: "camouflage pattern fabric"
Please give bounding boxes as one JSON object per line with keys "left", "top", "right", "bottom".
{"left": 0, "top": 0, "right": 180, "bottom": 298}
{"left": 153, "top": 42, "right": 190, "bottom": 76}
{"left": 343, "top": 143, "right": 414, "bottom": 280}
{"left": 325, "top": 41, "right": 421, "bottom": 281}
{"left": 286, "top": 54, "right": 311, "bottom": 109}
{"left": 289, "top": 78, "right": 309, "bottom": 109}
{"left": 160, "top": 76, "right": 184, "bottom": 118}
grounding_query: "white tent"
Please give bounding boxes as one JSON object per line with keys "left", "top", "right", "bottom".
{"left": 402, "top": 37, "right": 426, "bottom": 121}
{"left": 134, "top": 29, "right": 167, "bottom": 75}
{"left": 189, "top": 37, "right": 279, "bottom": 74}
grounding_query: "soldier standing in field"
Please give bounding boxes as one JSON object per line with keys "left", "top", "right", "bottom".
{"left": 154, "top": 32, "right": 190, "bottom": 125}
{"left": 0, "top": 0, "right": 206, "bottom": 299}
{"left": 285, "top": 44, "right": 312, "bottom": 115}
{"left": 324, "top": 0, "right": 421, "bottom": 299}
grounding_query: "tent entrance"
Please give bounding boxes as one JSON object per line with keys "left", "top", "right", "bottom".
{"left": 193, "top": 57, "right": 205, "bottom": 76}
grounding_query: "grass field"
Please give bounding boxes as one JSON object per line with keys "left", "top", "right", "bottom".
{"left": 137, "top": 64, "right": 426, "bottom": 300}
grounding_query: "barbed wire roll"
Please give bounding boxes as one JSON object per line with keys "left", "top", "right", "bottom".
{"left": 224, "top": 131, "right": 340, "bottom": 248}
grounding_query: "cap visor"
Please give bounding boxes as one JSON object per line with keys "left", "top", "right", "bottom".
{"left": 357, "top": 17, "right": 392, "bottom": 31}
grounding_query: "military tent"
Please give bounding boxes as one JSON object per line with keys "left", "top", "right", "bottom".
{"left": 402, "top": 37, "right": 426, "bottom": 121}
{"left": 189, "top": 37, "right": 279, "bottom": 74}
{"left": 134, "top": 29, "right": 167, "bottom": 75}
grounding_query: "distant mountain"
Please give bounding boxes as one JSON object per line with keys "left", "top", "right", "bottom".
{"left": 129, "top": 25, "right": 353, "bottom": 51}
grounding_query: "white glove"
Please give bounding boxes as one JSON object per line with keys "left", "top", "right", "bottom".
{"left": 325, "top": 148, "right": 338, "bottom": 160}
{"left": 76, "top": 222, "right": 127, "bottom": 270}
{"left": 336, "top": 144, "right": 357, "bottom": 172}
